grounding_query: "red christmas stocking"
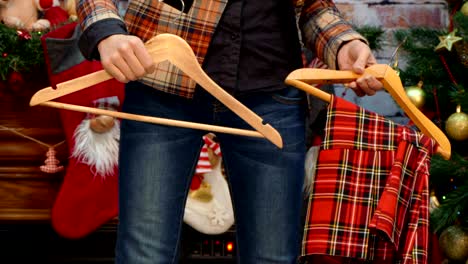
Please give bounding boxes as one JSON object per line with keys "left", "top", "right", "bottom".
{"left": 41, "top": 22, "right": 124, "bottom": 239}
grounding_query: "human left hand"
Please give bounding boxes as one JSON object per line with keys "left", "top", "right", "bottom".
{"left": 337, "top": 40, "right": 383, "bottom": 97}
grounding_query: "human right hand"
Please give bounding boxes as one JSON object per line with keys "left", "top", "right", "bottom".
{"left": 97, "top": 34, "right": 155, "bottom": 83}
{"left": 337, "top": 39, "right": 383, "bottom": 97}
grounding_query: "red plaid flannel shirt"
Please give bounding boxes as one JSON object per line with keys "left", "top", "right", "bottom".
{"left": 77, "top": 0, "right": 365, "bottom": 98}
{"left": 302, "top": 96, "right": 436, "bottom": 264}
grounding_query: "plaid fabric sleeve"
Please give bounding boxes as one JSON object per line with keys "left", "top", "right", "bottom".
{"left": 298, "top": 0, "right": 367, "bottom": 69}
{"left": 122, "top": 0, "right": 227, "bottom": 98}
{"left": 77, "top": 0, "right": 127, "bottom": 60}
{"left": 77, "top": 0, "right": 123, "bottom": 31}
{"left": 369, "top": 130, "right": 434, "bottom": 264}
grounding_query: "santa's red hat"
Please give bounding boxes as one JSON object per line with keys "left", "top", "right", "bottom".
{"left": 36, "top": 0, "right": 60, "bottom": 10}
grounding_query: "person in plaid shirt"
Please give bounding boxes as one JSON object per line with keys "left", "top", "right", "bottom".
{"left": 76, "top": 0, "right": 383, "bottom": 263}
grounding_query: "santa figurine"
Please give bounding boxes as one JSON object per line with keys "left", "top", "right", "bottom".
{"left": 34, "top": 0, "right": 69, "bottom": 30}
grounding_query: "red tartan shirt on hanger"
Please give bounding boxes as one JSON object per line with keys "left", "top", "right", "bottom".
{"left": 302, "top": 96, "right": 436, "bottom": 264}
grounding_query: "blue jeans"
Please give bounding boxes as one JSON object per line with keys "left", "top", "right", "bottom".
{"left": 115, "top": 81, "right": 306, "bottom": 264}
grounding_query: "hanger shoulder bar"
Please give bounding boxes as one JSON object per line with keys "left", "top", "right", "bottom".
{"left": 30, "top": 44, "right": 169, "bottom": 107}
{"left": 285, "top": 64, "right": 451, "bottom": 160}
{"left": 381, "top": 67, "right": 451, "bottom": 160}
{"left": 164, "top": 34, "right": 283, "bottom": 148}
{"left": 30, "top": 70, "right": 112, "bottom": 106}
{"left": 284, "top": 79, "right": 331, "bottom": 102}
{"left": 285, "top": 64, "right": 387, "bottom": 84}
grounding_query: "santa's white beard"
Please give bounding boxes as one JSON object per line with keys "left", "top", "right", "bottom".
{"left": 71, "top": 119, "right": 120, "bottom": 177}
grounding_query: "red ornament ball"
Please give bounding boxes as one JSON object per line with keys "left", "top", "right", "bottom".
{"left": 17, "top": 30, "right": 32, "bottom": 40}
{"left": 8, "top": 71, "right": 24, "bottom": 93}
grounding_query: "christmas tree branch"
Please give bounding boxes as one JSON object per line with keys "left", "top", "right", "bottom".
{"left": 431, "top": 182, "right": 468, "bottom": 233}
{"left": 0, "top": 24, "right": 44, "bottom": 81}
{"left": 355, "top": 25, "right": 385, "bottom": 51}
{"left": 430, "top": 153, "right": 468, "bottom": 233}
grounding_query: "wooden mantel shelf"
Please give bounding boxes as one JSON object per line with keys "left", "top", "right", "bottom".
{"left": 0, "top": 72, "right": 67, "bottom": 222}
{"left": 0, "top": 208, "right": 52, "bottom": 222}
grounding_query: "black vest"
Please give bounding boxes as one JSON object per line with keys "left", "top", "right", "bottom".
{"left": 203, "top": 0, "right": 303, "bottom": 95}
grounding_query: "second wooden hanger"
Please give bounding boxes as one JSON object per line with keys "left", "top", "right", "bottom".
{"left": 285, "top": 64, "right": 451, "bottom": 160}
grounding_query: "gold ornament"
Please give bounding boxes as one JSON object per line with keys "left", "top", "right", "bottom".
{"left": 454, "top": 41, "right": 468, "bottom": 67}
{"left": 461, "top": 2, "right": 468, "bottom": 16}
{"left": 439, "top": 225, "right": 468, "bottom": 262}
{"left": 445, "top": 105, "right": 468, "bottom": 141}
{"left": 429, "top": 189, "right": 440, "bottom": 213}
{"left": 89, "top": 115, "right": 116, "bottom": 133}
{"left": 435, "top": 30, "right": 463, "bottom": 52}
{"left": 405, "top": 81, "right": 425, "bottom": 109}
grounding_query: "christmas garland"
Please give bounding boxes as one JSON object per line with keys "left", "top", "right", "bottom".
{"left": 0, "top": 23, "right": 45, "bottom": 81}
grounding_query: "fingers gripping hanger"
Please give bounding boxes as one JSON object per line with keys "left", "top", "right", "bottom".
{"left": 285, "top": 64, "right": 451, "bottom": 160}
{"left": 30, "top": 34, "right": 283, "bottom": 148}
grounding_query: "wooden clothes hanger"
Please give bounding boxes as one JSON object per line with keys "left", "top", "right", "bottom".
{"left": 285, "top": 64, "right": 451, "bottom": 160}
{"left": 30, "top": 33, "right": 283, "bottom": 148}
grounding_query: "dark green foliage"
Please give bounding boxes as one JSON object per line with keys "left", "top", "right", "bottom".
{"left": 454, "top": 11, "right": 468, "bottom": 41}
{"left": 394, "top": 27, "right": 467, "bottom": 121}
{"left": 355, "top": 25, "right": 385, "bottom": 51}
{"left": 430, "top": 153, "right": 468, "bottom": 233}
{"left": 394, "top": 6, "right": 468, "bottom": 233}
{"left": 0, "top": 24, "right": 45, "bottom": 81}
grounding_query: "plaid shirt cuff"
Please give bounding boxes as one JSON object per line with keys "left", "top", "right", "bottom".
{"left": 78, "top": 18, "right": 128, "bottom": 60}
{"left": 328, "top": 32, "right": 368, "bottom": 70}
{"left": 299, "top": 4, "right": 368, "bottom": 69}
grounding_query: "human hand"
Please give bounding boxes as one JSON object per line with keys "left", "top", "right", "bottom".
{"left": 97, "top": 34, "right": 155, "bottom": 83}
{"left": 337, "top": 39, "right": 383, "bottom": 97}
